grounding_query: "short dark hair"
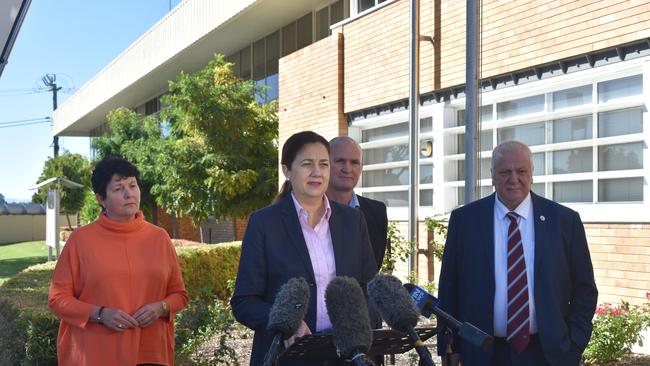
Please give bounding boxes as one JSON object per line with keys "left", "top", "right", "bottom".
{"left": 91, "top": 156, "right": 141, "bottom": 199}
{"left": 274, "top": 131, "right": 329, "bottom": 203}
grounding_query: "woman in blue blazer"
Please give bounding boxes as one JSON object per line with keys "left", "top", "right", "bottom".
{"left": 231, "top": 131, "right": 378, "bottom": 366}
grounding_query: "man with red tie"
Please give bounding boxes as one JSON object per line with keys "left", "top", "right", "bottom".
{"left": 437, "top": 140, "right": 598, "bottom": 366}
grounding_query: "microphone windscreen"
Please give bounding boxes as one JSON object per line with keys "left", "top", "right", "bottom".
{"left": 367, "top": 274, "right": 420, "bottom": 332}
{"left": 267, "top": 277, "right": 311, "bottom": 339}
{"left": 325, "top": 276, "right": 373, "bottom": 357}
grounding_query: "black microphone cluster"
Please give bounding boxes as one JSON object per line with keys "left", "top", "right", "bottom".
{"left": 325, "top": 277, "right": 376, "bottom": 366}
{"left": 367, "top": 274, "right": 436, "bottom": 366}
{"left": 261, "top": 274, "right": 492, "bottom": 366}
{"left": 404, "top": 283, "right": 493, "bottom": 351}
{"left": 262, "top": 277, "right": 310, "bottom": 366}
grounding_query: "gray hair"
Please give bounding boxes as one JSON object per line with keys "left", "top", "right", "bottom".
{"left": 491, "top": 140, "right": 533, "bottom": 171}
{"left": 329, "top": 136, "right": 361, "bottom": 150}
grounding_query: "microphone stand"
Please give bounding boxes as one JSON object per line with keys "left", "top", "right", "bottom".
{"left": 405, "top": 327, "right": 435, "bottom": 366}
{"left": 262, "top": 334, "right": 282, "bottom": 366}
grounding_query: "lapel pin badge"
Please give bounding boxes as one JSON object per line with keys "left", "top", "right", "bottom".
{"left": 540, "top": 215, "right": 546, "bottom": 222}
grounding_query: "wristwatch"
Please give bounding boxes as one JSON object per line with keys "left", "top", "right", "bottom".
{"left": 161, "top": 301, "right": 169, "bottom": 313}
{"left": 96, "top": 306, "right": 105, "bottom": 322}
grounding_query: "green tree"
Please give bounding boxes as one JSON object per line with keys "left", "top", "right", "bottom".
{"left": 33, "top": 153, "right": 90, "bottom": 229}
{"left": 0, "top": 193, "right": 5, "bottom": 204}
{"left": 158, "top": 54, "right": 278, "bottom": 224}
{"left": 92, "top": 107, "right": 165, "bottom": 222}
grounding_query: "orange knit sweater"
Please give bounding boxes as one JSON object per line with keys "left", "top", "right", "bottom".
{"left": 48, "top": 212, "right": 188, "bottom": 365}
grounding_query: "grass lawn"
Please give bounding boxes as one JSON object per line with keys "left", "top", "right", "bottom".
{"left": 0, "top": 241, "right": 49, "bottom": 285}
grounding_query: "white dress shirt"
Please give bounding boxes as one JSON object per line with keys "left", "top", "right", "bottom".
{"left": 493, "top": 193, "right": 538, "bottom": 337}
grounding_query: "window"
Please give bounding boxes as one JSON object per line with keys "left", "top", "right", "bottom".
{"left": 599, "top": 178, "right": 643, "bottom": 202}
{"left": 598, "top": 75, "right": 642, "bottom": 103}
{"left": 265, "top": 31, "right": 280, "bottom": 101}
{"left": 553, "top": 85, "right": 592, "bottom": 110}
{"left": 598, "top": 142, "right": 643, "bottom": 171}
{"left": 351, "top": 69, "right": 646, "bottom": 219}
{"left": 552, "top": 148, "right": 592, "bottom": 174}
{"left": 551, "top": 115, "right": 592, "bottom": 143}
{"left": 282, "top": 22, "right": 296, "bottom": 56}
{"left": 598, "top": 108, "right": 643, "bottom": 138}
{"left": 296, "top": 13, "right": 313, "bottom": 50}
{"left": 498, "top": 121, "right": 545, "bottom": 146}
{"left": 356, "top": 0, "right": 388, "bottom": 14}
{"left": 355, "top": 116, "right": 435, "bottom": 209}
{"left": 497, "top": 95, "right": 544, "bottom": 119}
{"left": 253, "top": 39, "right": 266, "bottom": 101}
{"left": 316, "top": 7, "right": 330, "bottom": 41}
{"left": 239, "top": 46, "right": 251, "bottom": 80}
{"left": 442, "top": 72, "right": 645, "bottom": 211}
{"left": 553, "top": 181, "right": 592, "bottom": 203}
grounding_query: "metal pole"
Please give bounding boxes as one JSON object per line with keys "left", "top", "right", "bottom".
{"left": 52, "top": 81, "right": 60, "bottom": 157}
{"left": 408, "top": 0, "right": 420, "bottom": 275}
{"left": 43, "top": 74, "right": 61, "bottom": 158}
{"left": 464, "top": 0, "right": 480, "bottom": 204}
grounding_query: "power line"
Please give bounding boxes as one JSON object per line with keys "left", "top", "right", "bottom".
{"left": 0, "top": 117, "right": 50, "bottom": 125}
{"left": 0, "top": 117, "right": 51, "bottom": 129}
{"left": 0, "top": 120, "right": 51, "bottom": 129}
{"left": 0, "top": 89, "right": 49, "bottom": 97}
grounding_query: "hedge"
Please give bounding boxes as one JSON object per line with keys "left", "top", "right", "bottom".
{"left": 0, "top": 242, "right": 241, "bottom": 365}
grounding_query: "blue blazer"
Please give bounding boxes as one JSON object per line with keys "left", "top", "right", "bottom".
{"left": 437, "top": 192, "right": 598, "bottom": 366}
{"left": 231, "top": 195, "right": 378, "bottom": 366}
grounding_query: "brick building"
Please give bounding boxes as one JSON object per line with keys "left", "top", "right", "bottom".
{"left": 53, "top": 0, "right": 650, "bottom": 305}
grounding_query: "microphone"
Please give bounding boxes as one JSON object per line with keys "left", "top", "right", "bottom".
{"left": 367, "top": 274, "right": 435, "bottom": 366}
{"left": 262, "top": 277, "right": 311, "bottom": 366}
{"left": 404, "top": 283, "right": 493, "bottom": 351}
{"left": 325, "top": 276, "right": 376, "bottom": 366}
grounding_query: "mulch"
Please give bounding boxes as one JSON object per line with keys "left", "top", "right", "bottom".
{"left": 197, "top": 326, "right": 650, "bottom": 365}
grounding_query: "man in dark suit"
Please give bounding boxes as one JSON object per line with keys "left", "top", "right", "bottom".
{"left": 437, "top": 140, "right": 598, "bottom": 366}
{"left": 326, "top": 136, "right": 390, "bottom": 270}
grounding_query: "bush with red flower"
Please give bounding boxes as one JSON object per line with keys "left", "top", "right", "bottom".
{"left": 584, "top": 301, "right": 650, "bottom": 365}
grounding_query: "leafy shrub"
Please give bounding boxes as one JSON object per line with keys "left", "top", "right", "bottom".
{"left": 79, "top": 188, "right": 102, "bottom": 225}
{"left": 175, "top": 289, "right": 239, "bottom": 366}
{"left": 176, "top": 242, "right": 241, "bottom": 301}
{"left": 381, "top": 222, "right": 415, "bottom": 273}
{"left": 583, "top": 301, "right": 650, "bottom": 365}
{"left": 424, "top": 215, "right": 448, "bottom": 261}
{"left": 0, "top": 243, "right": 242, "bottom": 365}
{"left": 0, "top": 261, "right": 57, "bottom": 365}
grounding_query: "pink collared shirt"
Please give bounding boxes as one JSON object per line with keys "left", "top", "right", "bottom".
{"left": 291, "top": 193, "right": 336, "bottom": 331}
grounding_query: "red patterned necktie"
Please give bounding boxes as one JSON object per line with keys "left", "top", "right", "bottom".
{"left": 506, "top": 212, "right": 530, "bottom": 353}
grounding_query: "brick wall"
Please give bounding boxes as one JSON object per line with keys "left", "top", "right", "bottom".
{"left": 234, "top": 217, "right": 248, "bottom": 241}
{"left": 278, "top": 32, "right": 345, "bottom": 149}
{"left": 586, "top": 223, "right": 650, "bottom": 305}
{"left": 155, "top": 206, "right": 200, "bottom": 242}
{"left": 334, "top": 0, "right": 650, "bottom": 113}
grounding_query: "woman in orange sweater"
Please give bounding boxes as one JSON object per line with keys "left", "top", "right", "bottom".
{"left": 48, "top": 156, "right": 188, "bottom": 365}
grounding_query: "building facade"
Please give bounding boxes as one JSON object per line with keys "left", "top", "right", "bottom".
{"left": 54, "top": 0, "right": 650, "bottom": 305}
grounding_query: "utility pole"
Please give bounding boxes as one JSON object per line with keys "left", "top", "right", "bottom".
{"left": 42, "top": 74, "right": 61, "bottom": 157}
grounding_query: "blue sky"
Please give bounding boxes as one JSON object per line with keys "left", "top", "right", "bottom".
{"left": 0, "top": 0, "right": 181, "bottom": 202}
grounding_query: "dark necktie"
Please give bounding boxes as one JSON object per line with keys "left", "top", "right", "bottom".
{"left": 506, "top": 212, "right": 530, "bottom": 353}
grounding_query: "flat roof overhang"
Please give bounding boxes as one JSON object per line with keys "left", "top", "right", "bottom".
{"left": 53, "top": 0, "right": 325, "bottom": 136}
{"left": 0, "top": 0, "right": 31, "bottom": 78}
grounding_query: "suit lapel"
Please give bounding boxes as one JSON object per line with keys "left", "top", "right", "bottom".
{"left": 328, "top": 203, "right": 345, "bottom": 274}
{"left": 280, "top": 196, "right": 316, "bottom": 283}
{"left": 531, "top": 193, "right": 548, "bottom": 281}
{"left": 480, "top": 195, "right": 496, "bottom": 282}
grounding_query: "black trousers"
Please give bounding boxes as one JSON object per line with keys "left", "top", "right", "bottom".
{"left": 491, "top": 334, "right": 549, "bottom": 366}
